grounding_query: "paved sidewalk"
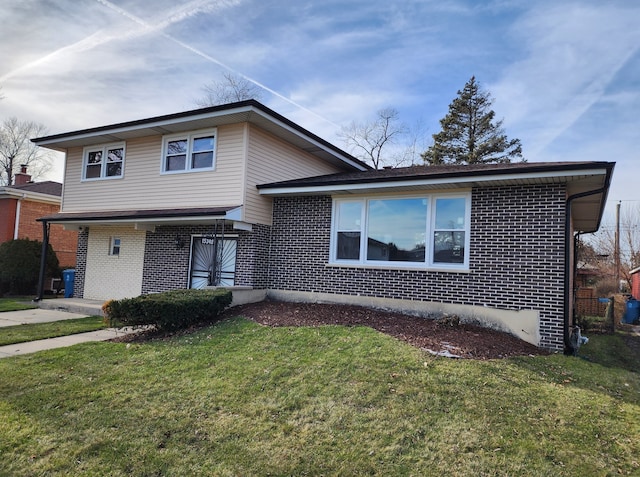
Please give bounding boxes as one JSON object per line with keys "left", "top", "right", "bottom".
{"left": 0, "top": 308, "right": 88, "bottom": 328}
{"left": 0, "top": 307, "right": 141, "bottom": 359}
{"left": 0, "top": 327, "right": 139, "bottom": 358}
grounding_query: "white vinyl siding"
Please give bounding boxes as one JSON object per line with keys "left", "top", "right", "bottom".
{"left": 245, "top": 125, "right": 345, "bottom": 225}
{"left": 62, "top": 124, "right": 245, "bottom": 212}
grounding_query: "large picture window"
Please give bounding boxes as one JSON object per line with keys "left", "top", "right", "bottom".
{"left": 162, "top": 129, "right": 216, "bottom": 173}
{"left": 82, "top": 143, "right": 125, "bottom": 180}
{"left": 331, "top": 193, "right": 470, "bottom": 269}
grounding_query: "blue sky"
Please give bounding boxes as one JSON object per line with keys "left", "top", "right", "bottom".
{"left": 1, "top": 0, "right": 638, "bottom": 221}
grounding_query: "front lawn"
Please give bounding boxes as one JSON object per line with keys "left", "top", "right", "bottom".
{"left": 0, "top": 297, "right": 38, "bottom": 313}
{"left": 0, "top": 317, "right": 639, "bottom": 476}
{"left": 0, "top": 316, "right": 108, "bottom": 346}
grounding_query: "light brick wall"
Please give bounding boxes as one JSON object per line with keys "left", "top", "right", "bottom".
{"left": 84, "top": 226, "right": 145, "bottom": 300}
{"left": 268, "top": 184, "right": 567, "bottom": 350}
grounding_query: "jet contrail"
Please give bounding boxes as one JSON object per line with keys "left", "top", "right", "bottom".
{"left": 94, "top": 0, "right": 340, "bottom": 128}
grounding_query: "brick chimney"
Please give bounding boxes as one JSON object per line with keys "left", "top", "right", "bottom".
{"left": 13, "top": 164, "right": 31, "bottom": 185}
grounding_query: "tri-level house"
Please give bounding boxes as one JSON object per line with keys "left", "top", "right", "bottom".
{"left": 33, "top": 100, "right": 614, "bottom": 353}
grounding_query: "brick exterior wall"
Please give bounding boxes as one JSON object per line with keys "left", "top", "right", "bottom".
{"left": 141, "top": 223, "right": 271, "bottom": 295}
{"left": 268, "top": 184, "right": 567, "bottom": 350}
{"left": 0, "top": 198, "right": 17, "bottom": 243}
{"left": 0, "top": 198, "right": 77, "bottom": 268}
{"left": 84, "top": 226, "right": 146, "bottom": 300}
{"left": 74, "top": 229, "right": 89, "bottom": 298}
{"left": 18, "top": 200, "right": 78, "bottom": 268}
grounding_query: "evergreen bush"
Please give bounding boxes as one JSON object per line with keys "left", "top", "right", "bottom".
{"left": 103, "top": 288, "right": 232, "bottom": 331}
{"left": 0, "top": 239, "right": 59, "bottom": 295}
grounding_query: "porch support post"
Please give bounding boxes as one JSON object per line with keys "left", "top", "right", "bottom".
{"left": 35, "top": 220, "right": 49, "bottom": 301}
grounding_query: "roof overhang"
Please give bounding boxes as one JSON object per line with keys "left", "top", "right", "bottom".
{"left": 32, "top": 100, "right": 370, "bottom": 172}
{"left": 37, "top": 206, "right": 243, "bottom": 230}
{"left": 258, "top": 162, "right": 615, "bottom": 233}
{"left": 0, "top": 187, "right": 61, "bottom": 205}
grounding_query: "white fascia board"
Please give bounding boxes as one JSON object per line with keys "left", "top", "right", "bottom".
{"left": 0, "top": 188, "right": 61, "bottom": 204}
{"left": 258, "top": 168, "right": 610, "bottom": 196}
{"left": 34, "top": 105, "right": 257, "bottom": 148}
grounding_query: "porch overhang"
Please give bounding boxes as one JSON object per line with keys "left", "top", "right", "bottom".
{"left": 36, "top": 206, "right": 246, "bottom": 230}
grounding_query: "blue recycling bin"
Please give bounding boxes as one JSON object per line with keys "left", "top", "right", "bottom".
{"left": 623, "top": 298, "right": 640, "bottom": 324}
{"left": 62, "top": 269, "right": 75, "bottom": 298}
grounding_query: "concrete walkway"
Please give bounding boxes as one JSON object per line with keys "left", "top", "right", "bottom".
{"left": 0, "top": 304, "right": 140, "bottom": 359}
{"left": 0, "top": 327, "right": 139, "bottom": 358}
{"left": 0, "top": 308, "right": 88, "bottom": 327}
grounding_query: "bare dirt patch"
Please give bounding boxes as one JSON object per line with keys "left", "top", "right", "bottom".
{"left": 231, "top": 300, "right": 546, "bottom": 360}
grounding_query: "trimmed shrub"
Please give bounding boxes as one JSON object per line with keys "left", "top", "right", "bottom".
{"left": 103, "top": 288, "right": 232, "bottom": 331}
{"left": 0, "top": 239, "right": 59, "bottom": 295}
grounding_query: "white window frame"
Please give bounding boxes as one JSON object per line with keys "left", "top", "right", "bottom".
{"left": 330, "top": 192, "right": 471, "bottom": 270}
{"left": 161, "top": 128, "right": 217, "bottom": 174}
{"left": 82, "top": 143, "right": 125, "bottom": 181}
{"left": 109, "top": 237, "right": 121, "bottom": 256}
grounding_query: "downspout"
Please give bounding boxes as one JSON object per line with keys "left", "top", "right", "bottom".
{"left": 35, "top": 220, "right": 50, "bottom": 302}
{"left": 563, "top": 177, "right": 613, "bottom": 354}
{"left": 13, "top": 193, "right": 26, "bottom": 239}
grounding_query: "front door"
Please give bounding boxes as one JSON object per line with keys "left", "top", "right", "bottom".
{"left": 189, "top": 236, "right": 237, "bottom": 289}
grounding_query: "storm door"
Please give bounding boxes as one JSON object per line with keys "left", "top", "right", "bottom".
{"left": 189, "top": 236, "right": 237, "bottom": 289}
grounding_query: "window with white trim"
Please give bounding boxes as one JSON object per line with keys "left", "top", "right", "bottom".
{"left": 162, "top": 129, "right": 216, "bottom": 173}
{"left": 331, "top": 193, "right": 470, "bottom": 268}
{"left": 109, "top": 237, "right": 121, "bottom": 256}
{"left": 82, "top": 143, "right": 125, "bottom": 180}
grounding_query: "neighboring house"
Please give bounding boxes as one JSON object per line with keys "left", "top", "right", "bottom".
{"left": 631, "top": 267, "right": 640, "bottom": 300}
{"left": 0, "top": 166, "right": 77, "bottom": 269}
{"left": 32, "top": 100, "right": 614, "bottom": 353}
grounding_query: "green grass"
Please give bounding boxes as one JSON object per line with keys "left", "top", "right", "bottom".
{"left": 0, "top": 297, "right": 38, "bottom": 312}
{"left": 0, "top": 316, "right": 109, "bottom": 346}
{"left": 1, "top": 317, "right": 639, "bottom": 476}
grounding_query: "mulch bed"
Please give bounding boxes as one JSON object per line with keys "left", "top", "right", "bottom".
{"left": 114, "top": 300, "right": 547, "bottom": 360}
{"left": 228, "top": 300, "right": 547, "bottom": 360}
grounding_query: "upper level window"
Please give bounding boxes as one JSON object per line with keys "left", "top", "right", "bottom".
{"left": 83, "top": 143, "right": 125, "bottom": 180}
{"left": 331, "top": 193, "right": 470, "bottom": 269}
{"left": 162, "top": 129, "right": 216, "bottom": 173}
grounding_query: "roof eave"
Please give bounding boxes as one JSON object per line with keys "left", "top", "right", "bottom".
{"left": 258, "top": 167, "right": 613, "bottom": 196}
{"left": 31, "top": 100, "right": 371, "bottom": 172}
{"left": 0, "top": 187, "right": 61, "bottom": 204}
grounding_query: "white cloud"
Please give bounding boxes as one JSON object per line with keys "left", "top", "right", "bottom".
{"left": 491, "top": 2, "right": 640, "bottom": 157}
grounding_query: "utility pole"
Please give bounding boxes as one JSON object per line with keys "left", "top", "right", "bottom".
{"left": 615, "top": 201, "right": 621, "bottom": 292}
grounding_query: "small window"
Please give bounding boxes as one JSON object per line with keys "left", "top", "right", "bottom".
{"left": 110, "top": 237, "right": 121, "bottom": 256}
{"left": 162, "top": 129, "right": 216, "bottom": 173}
{"left": 83, "top": 143, "right": 125, "bottom": 180}
{"left": 432, "top": 197, "right": 466, "bottom": 264}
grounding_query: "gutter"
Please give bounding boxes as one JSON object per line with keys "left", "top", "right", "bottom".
{"left": 563, "top": 167, "right": 614, "bottom": 354}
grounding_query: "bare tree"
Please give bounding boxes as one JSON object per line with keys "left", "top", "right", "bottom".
{"left": 588, "top": 202, "right": 640, "bottom": 291}
{"left": 0, "top": 117, "right": 52, "bottom": 186}
{"left": 195, "top": 72, "right": 263, "bottom": 107}
{"left": 338, "top": 108, "right": 407, "bottom": 169}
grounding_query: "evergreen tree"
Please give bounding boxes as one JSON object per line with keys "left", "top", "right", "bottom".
{"left": 422, "top": 76, "right": 523, "bottom": 165}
